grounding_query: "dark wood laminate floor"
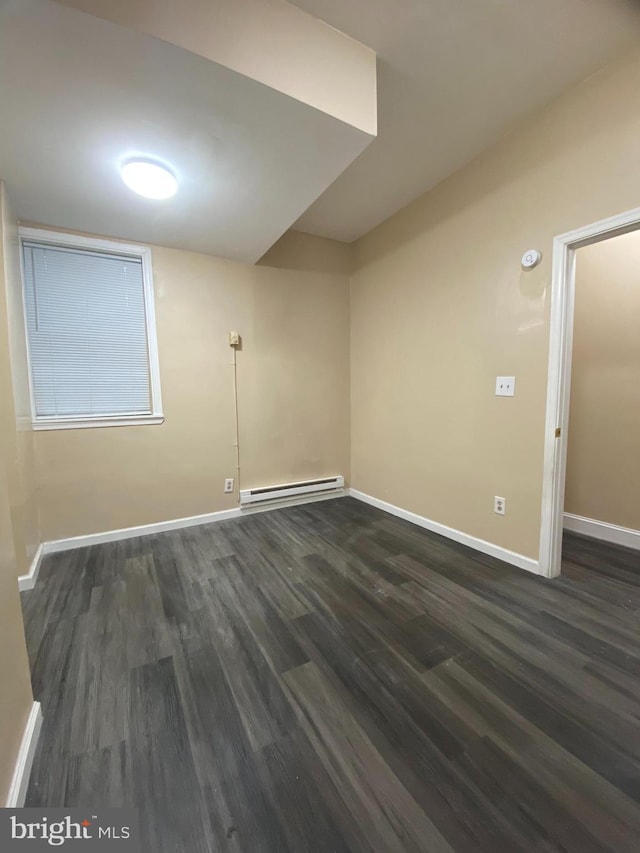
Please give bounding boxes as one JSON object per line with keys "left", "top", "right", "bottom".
{"left": 20, "top": 497, "right": 640, "bottom": 852}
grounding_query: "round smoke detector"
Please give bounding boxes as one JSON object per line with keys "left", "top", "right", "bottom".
{"left": 521, "top": 249, "right": 542, "bottom": 270}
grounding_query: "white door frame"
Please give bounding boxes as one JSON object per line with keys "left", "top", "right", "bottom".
{"left": 539, "top": 204, "right": 640, "bottom": 578}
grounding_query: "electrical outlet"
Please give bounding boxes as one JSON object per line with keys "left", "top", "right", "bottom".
{"left": 494, "top": 496, "right": 505, "bottom": 516}
{"left": 495, "top": 376, "right": 516, "bottom": 397}
{"left": 224, "top": 478, "right": 234, "bottom": 494}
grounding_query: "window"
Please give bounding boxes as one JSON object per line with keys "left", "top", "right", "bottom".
{"left": 20, "top": 228, "right": 163, "bottom": 429}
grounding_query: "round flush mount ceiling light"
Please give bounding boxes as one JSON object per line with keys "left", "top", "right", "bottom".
{"left": 120, "top": 159, "right": 177, "bottom": 200}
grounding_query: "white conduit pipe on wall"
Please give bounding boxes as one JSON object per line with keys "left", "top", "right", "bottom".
{"left": 231, "top": 338, "right": 241, "bottom": 502}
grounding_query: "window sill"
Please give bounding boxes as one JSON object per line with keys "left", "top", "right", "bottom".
{"left": 32, "top": 415, "right": 165, "bottom": 431}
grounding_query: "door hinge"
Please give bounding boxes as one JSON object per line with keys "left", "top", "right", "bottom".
{"left": 555, "top": 428, "right": 561, "bottom": 438}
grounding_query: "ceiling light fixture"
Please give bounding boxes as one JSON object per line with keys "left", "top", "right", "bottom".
{"left": 120, "top": 159, "right": 177, "bottom": 200}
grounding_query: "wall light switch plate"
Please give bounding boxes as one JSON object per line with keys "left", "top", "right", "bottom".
{"left": 496, "top": 376, "right": 516, "bottom": 397}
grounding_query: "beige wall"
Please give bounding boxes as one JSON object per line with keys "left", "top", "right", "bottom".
{"left": 565, "top": 231, "right": 640, "bottom": 530}
{"left": 351, "top": 48, "right": 640, "bottom": 560}
{"left": 0, "top": 438, "right": 33, "bottom": 805}
{"left": 0, "top": 180, "right": 35, "bottom": 804}
{"left": 34, "top": 229, "right": 351, "bottom": 540}
{"left": 0, "top": 185, "right": 39, "bottom": 577}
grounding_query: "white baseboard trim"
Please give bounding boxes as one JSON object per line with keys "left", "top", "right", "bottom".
{"left": 348, "top": 489, "right": 542, "bottom": 576}
{"left": 40, "top": 490, "right": 346, "bottom": 557}
{"left": 5, "top": 702, "right": 42, "bottom": 807}
{"left": 563, "top": 513, "right": 640, "bottom": 551}
{"left": 18, "top": 544, "right": 44, "bottom": 592}
{"left": 43, "top": 507, "right": 243, "bottom": 555}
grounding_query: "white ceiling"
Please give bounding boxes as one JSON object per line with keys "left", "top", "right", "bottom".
{"left": 3, "top": 0, "right": 640, "bottom": 258}
{"left": 291, "top": 0, "right": 640, "bottom": 242}
{"left": 0, "top": 0, "right": 371, "bottom": 262}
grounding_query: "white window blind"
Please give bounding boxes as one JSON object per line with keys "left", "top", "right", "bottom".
{"left": 22, "top": 239, "right": 156, "bottom": 422}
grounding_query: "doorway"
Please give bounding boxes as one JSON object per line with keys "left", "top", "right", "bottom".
{"left": 540, "top": 206, "right": 640, "bottom": 578}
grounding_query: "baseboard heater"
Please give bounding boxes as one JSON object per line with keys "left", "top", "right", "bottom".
{"left": 239, "top": 475, "right": 344, "bottom": 508}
